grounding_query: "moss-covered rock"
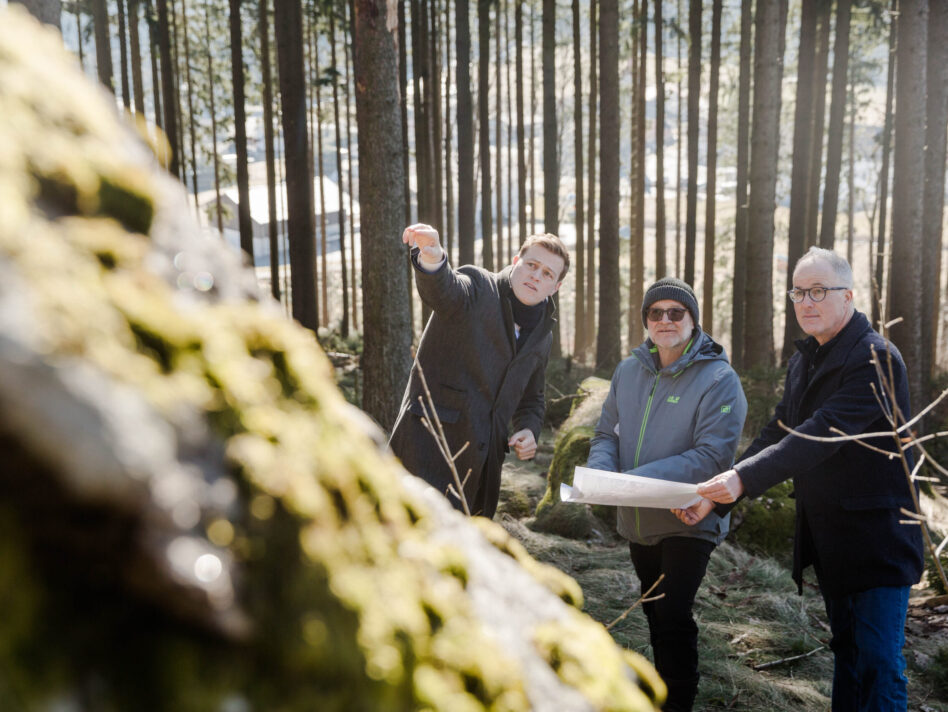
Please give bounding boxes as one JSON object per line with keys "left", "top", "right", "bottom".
{"left": 533, "top": 378, "right": 613, "bottom": 538}
{"left": 0, "top": 9, "right": 661, "bottom": 712}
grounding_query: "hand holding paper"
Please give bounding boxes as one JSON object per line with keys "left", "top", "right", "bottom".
{"left": 560, "top": 466, "right": 702, "bottom": 509}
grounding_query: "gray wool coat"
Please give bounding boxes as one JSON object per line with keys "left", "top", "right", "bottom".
{"left": 389, "top": 253, "right": 553, "bottom": 518}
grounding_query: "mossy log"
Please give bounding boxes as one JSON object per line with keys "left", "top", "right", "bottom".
{"left": 533, "top": 378, "right": 614, "bottom": 538}
{"left": 0, "top": 9, "right": 662, "bottom": 711}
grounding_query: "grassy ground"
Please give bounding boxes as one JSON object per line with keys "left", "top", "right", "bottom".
{"left": 498, "top": 431, "right": 948, "bottom": 711}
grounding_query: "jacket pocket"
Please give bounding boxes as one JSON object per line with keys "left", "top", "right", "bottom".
{"left": 407, "top": 384, "right": 466, "bottom": 424}
{"left": 839, "top": 494, "right": 902, "bottom": 511}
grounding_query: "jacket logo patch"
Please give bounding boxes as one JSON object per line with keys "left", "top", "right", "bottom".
{"left": 720, "top": 405, "right": 732, "bottom": 414}
{"left": 667, "top": 396, "right": 680, "bottom": 403}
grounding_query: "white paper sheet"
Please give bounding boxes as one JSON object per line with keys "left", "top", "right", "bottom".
{"left": 560, "top": 466, "right": 702, "bottom": 509}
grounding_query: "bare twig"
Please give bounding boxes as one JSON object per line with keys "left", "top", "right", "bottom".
{"left": 752, "top": 645, "right": 825, "bottom": 671}
{"left": 414, "top": 363, "right": 472, "bottom": 516}
{"left": 606, "top": 574, "right": 666, "bottom": 630}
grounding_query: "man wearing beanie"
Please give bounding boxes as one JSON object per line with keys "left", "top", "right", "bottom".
{"left": 390, "top": 223, "right": 569, "bottom": 518}
{"left": 586, "top": 277, "right": 746, "bottom": 711}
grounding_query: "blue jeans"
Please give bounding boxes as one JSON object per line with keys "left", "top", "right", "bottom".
{"left": 821, "top": 585, "right": 910, "bottom": 711}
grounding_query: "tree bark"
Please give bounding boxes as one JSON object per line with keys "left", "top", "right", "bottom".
{"left": 743, "top": 0, "right": 786, "bottom": 369}
{"left": 584, "top": 0, "right": 598, "bottom": 351}
{"left": 230, "top": 0, "right": 253, "bottom": 263}
{"left": 353, "top": 0, "right": 412, "bottom": 430}
{"left": 478, "top": 0, "right": 493, "bottom": 269}
{"left": 782, "top": 0, "right": 818, "bottom": 362}
{"left": 684, "top": 0, "right": 700, "bottom": 285}
{"left": 923, "top": 0, "right": 947, "bottom": 379}
{"left": 572, "top": 0, "right": 585, "bottom": 358}
{"left": 890, "top": 0, "right": 928, "bottom": 409}
{"left": 702, "top": 0, "right": 721, "bottom": 336}
{"left": 818, "top": 0, "right": 852, "bottom": 250}
{"left": 128, "top": 0, "right": 146, "bottom": 115}
{"left": 456, "top": 0, "right": 475, "bottom": 265}
{"left": 92, "top": 0, "right": 115, "bottom": 93}
{"left": 730, "top": 0, "right": 752, "bottom": 370}
{"left": 274, "top": 0, "right": 319, "bottom": 332}
{"left": 654, "top": 0, "right": 666, "bottom": 278}
{"left": 596, "top": 0, "right": 619, "bottom": 372}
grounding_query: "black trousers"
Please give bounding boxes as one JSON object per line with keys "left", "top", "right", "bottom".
{"left": 629, "top": 536, "right": 715, "bottom": 712}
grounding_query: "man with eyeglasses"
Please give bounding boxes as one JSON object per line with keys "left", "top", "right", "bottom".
{"left": 389, "top": 223, "right": 569, "bottom": 518}
{"left": 677, "top": 247, "right": 923, "bottom": 710}
{"left": 586, "top": 277, "right": 747, "bottom": 711}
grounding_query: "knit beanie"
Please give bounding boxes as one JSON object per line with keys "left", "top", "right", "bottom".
{"left": 641, "top": 277, "right": 699, "bottom": 326}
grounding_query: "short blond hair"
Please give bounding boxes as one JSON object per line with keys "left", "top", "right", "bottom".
{"left": 518, "top": 233, "right": 570, "bottom": 280}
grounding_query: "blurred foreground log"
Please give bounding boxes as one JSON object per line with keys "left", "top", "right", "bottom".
{"left": 0, "top": 9, "right": 662, "bottom": 711}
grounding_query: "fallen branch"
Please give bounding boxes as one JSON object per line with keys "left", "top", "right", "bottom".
{"left": 752, "top": 645, "right": 825, "bottom": 671}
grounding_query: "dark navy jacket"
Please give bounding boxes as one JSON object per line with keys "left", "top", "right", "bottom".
{"left": 734, "top": 311, "right": 924, "bottom": 597}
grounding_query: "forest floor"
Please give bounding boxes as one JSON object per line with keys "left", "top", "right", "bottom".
{"left": 497, "top": 430, "right": 948, "bottom": 712}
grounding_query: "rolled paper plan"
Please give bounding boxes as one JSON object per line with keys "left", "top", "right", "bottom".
{"left": 560, "top": 466, "right": 703, "bottom": 509}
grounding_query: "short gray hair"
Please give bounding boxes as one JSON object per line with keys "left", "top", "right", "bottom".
{"left": 793, "top": 246, "right": 853, "bottom": 288}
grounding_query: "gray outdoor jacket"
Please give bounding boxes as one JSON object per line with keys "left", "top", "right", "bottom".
{"left": 586, "top": 329, "right": 747, "bottom": 545}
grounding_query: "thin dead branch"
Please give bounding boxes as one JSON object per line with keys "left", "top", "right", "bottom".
{"left": 606, "top": 573, "right": 666, "bottom": 630}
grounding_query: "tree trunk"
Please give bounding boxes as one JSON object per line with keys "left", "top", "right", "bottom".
{"left": 10, "top": 0, "right": 61, "bottom": 28}
{"left": 654, "top": 0, "right": 666, "bottom": 278}
{"left": 259, "top": 0, "right": 280, "bottom": 301}
{"left": 702, "top": 0, "right": 721, "bottom": 336}
{"left": 571, "top": 0, "right": 585, "bottom": 358}
{"left": 873, "top": 0, "right": 896, "bottom": 328}
{"left": 353, "top": 0, "right": 412, "bottom": 430}
{"left": 330, "top": 6, "right": 350, "bottom": 338}
{"left": 743, "top": 0, "right": 786, "bottom": 369}
{"left": 542, "top": 0, "right": 557, "bottom": 236}
{"left": 923, "top": 0, "right": 947, "bottom": 379}
{"left": 515, "top": 0, "right": 526, "bottom": 248}
{"left": 128, "top": 0, "right": 146, "bottom": 115}
{"left": 584, "top": 0, "right": 598, "bottom": 352}
{"left": 229, "top": 0, "right": 253, "bottom": 262}
{"left": 495, "top": 1, "right": 504, "bottom": 265}
{"left": 804, "top": 2, "right": 830, "bottom": 250}
{"left": 92, "top": 0, "right": 115, "bottom": 93}
{"left": 274, "top": 0, "right": 319, "bottom": 332}
{"left": 818, "top": 0, "right": 852, "bottom": 250}
{"left": 116, "top": 0, "right": 131, "bottom": 108}
{"left": 596, "top": 0, "right": 619, "bottom": 372}
{"left": 456, "top": 0, "right": 475, "bottom": 265}
{"left": 156, "top": 0, "right": 179, "bottom": 174}
{"left": 890, "top": 0, "right": 928, "bottom": 409}
{"left": 478, "top": 0, "right": 493, "bottom": 269}
{"left": 684, "top": 0, "right": 700, "bottom": 285}
{"left": 146, "top": 0, "right": 164, "bottom": 130}
{"left": 730, "top": 0, "right": 752, "bottom": 370}
{"left": 782, "top": 0, "right": 818, "bottom": 362}
{"left": 180, "top": 0, "right": 198, "bottom": 207}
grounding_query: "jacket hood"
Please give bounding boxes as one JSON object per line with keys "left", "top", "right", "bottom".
{"left": 632, "top": 328, "right": 728, "bottom": 376}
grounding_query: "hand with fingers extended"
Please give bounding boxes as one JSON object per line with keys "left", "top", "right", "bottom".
{"left": 672, "top": 498, "right": 715, "bottom": 526}
{"left": 508, "top": 429, "right": 537, "bottom": 460}
{"left": 696, "top": 469, "right": 744, "bottom": 503}
{"left": 402, "top": 223, "right": 445, "bottom": 267}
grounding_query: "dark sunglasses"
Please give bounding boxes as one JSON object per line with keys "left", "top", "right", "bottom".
{"left": 646, "top": 307, "right": 688, "bottom": 322}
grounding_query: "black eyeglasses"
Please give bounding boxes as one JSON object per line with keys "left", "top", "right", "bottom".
{"left": 646, "top": 307, "right": 688, "bottom": 322}
{"left": 787, "top": 286, "right": 848, "bottom": 303}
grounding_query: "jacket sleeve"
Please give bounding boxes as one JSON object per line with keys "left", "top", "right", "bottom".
{"left": 511, "top": 348, "right": 549, "bottom": 440}
{"left": 735, "top": 349, "right": 901, "bottom": 498}
{"left": 629, "top": 368, "right": 748, "bottom": 485}
{"left": 410, "top": 248, "right": 479, "bottom": 318}
{"left": 586, "top": 367, "right": 622, "bottom": 473}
